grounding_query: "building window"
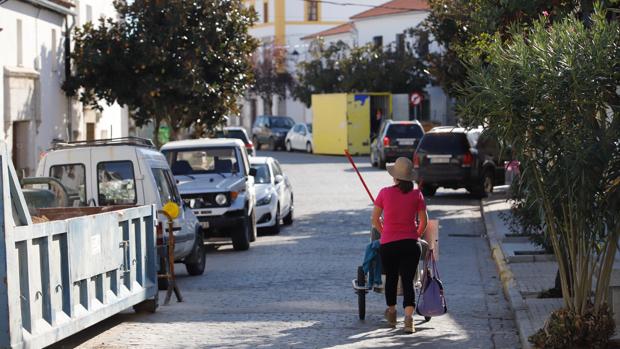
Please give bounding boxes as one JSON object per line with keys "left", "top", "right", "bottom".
{"left": 263, "top": 2, "right": 269, "bottom": 23}
{"left": 16, "top": 19, "right": 23, "bottom": 66}
{"left": 306, "top": 1, "right": 319, "bottom": 21}
{"left": 373, "top": 35, "right": 383, "bottom": 48}
{"left": 51, "top": 29, "right": 57, "bottom": 72}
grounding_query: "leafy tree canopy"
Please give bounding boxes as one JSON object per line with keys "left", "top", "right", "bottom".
{"left": 422, "top": 0, "right": 619, "bottom": 95}
{"left": 294, "top": 38, "right": 428, "bottom": 107}
{"left": 250, "top": 45, "right": 294, "bottom": 115}
{"left": 64, "top": 0, "right": 258, "bottom": 144}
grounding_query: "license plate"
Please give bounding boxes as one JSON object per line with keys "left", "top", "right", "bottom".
{"left": 200, "top": 222, "right": 210, "bottom": 229}
{"left": 397, "top": 139, "right": 415, "bottom": 146}
{"left": 430, "top": 157, "right": 450, "bottom": 164}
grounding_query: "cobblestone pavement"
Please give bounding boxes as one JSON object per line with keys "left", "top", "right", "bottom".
{"left": 51, "top": 151, "right": 519, "bottom": 349}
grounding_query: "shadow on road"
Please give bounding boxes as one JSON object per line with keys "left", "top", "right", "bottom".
{"left": 256, "top": 150, "right": 368, "bottom": 166}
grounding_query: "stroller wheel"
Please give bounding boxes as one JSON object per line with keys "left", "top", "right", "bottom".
{"left": 357, "top": 266, "right": 366, "bottom": 320}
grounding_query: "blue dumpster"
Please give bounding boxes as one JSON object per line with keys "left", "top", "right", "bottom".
{"left": 0, "top": 144, "right": 158, "bottom": 348}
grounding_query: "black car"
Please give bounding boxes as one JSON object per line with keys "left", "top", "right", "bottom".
{"left": 413, "top": 126, "right": 510, "bottom": 197}
{"left": 214, "top": 127, "right": 256, "bottom": 156}
{"left": 251, "top": 115, "right": 295, "bottom": 151}
{"left": 370, "top": 120, "right": 425, "bottom": 169}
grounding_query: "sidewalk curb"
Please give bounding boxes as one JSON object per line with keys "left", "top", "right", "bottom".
{"left": 480, "top": 198, "right": 532, "bottom": 349}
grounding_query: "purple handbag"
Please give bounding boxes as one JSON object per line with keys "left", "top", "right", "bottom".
{"left": 416, "top": 250, "right": 448, "bottom": 317}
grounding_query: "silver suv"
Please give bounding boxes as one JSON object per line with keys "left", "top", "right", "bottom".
{"left": 161, "top": 139, "right": 257, "bottom": 251}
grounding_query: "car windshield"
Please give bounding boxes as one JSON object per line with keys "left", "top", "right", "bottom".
{"left": 418, "top": 133, "right": 470, "bottom": 154}
{"left": 251, "top": 164, "right": 271, "bottom": 184}
{"left": 270, "top": 117, "right": 295, "bottom": 129}
{"left": 307, "top": 124, "right": 312, "bottom": 133}
{"left": 164, "top": 147, "right": 239, "bottom": 175}
{"left": 386, "top": 124, "right": 424, "bottom": 139}
{"left": 215, "top": 130, "right": 249, "bottom": 144}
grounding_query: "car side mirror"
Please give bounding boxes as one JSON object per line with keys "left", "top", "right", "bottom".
{"left": 274, "top": 174, "right": 284, "bottom": 184}
{"left": 249, "top": 168, "right": 257, "bottom": 177}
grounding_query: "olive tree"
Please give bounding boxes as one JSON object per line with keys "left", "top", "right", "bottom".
{"left": 459, "top": 6, "right": 619, "bottom": 347}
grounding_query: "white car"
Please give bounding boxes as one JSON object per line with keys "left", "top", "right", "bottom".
{"left": 250, "top": 157, "right": 294, "bottom": 234}
{"left": 285, "top": 123, "right": 313, "bottom": 153}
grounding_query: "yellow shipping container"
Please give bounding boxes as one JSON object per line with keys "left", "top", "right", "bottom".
{"left": 312, "top": 93, "right": 392, "bottom": 155}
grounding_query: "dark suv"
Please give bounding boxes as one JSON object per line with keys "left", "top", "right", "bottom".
{"left": 370, "top": 120, "right": 425, "bottom": 169}
{"left": 413, "top": 127, "right": 510, "bottom": 197}
{"left": 252, "top": 115, "right": 295, "bottom": 150}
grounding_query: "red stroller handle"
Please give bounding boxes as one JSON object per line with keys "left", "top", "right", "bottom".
{"left": 344, "top": 149, "right": 375, "bottom": 204}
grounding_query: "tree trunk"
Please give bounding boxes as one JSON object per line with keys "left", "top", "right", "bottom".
{"left": 263, "top": 95, "right": 272, "bottom": 115}
{"left": 152, "top": 116, "right": 161, "bottom": 148}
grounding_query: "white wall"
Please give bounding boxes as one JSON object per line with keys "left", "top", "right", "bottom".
{"left": 0, "top": 1, "right": 69, "bottom": 176}
{"left": 354, "top": 11, "right": 428, "bottom": 47}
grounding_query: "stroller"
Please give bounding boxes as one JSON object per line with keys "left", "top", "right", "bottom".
{"left": 352, "top": 227, "right": 433, "bottom": 322}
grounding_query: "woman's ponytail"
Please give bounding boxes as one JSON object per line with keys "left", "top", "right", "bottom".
{"left": 396, "top": 179, "right": 414, "bottom": 193}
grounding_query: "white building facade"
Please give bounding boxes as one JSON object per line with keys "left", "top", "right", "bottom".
{"left": 0, "top": 0, "right": 127, "bottom": 177}
{"left": 240, "top": 0, "right": 386, "bottom": 129}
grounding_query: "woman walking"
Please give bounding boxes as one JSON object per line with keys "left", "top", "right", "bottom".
{"left": 371, "top": 157, "right": 428, "bottom": 333}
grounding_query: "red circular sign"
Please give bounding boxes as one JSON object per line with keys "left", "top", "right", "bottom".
{"left": 410, "top": 92, "right": 423, "bottom": 105}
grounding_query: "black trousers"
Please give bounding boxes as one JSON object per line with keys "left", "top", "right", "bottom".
{"left": 380, "top": 239, "right": 422, "bottom": 308}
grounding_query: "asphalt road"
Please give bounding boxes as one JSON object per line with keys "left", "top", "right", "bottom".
{"left": 51, "top": 150, "right": 519, "bottom": 349}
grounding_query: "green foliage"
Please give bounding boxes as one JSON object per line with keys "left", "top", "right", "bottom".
{"left": 249, "top": 45, "right": 294, "bottom": 115}
{"left": 64, "top": 0, "right": 258, "bottom": 144}
{"left": 294, "top": 38, "right": 428, "bottom": 107}
{"left": 421, "top": 0, "right": 603, "bottom": 95}
{"left": 459, "top": 6, "right": 619, "bottom": 345}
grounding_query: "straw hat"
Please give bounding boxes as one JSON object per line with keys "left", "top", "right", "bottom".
{"left": 386, "top": 157, "right": 415, "bottom": 181}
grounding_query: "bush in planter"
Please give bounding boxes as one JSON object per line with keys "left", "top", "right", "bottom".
{"left": 529, "top": 304, "right": 615, "bottom": 349}
{"left": 459, "top": 4, "right": 620, "bottom": 346}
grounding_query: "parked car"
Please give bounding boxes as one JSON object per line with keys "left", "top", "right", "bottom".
{"left": 413, "top": 126, "right": 510, "bottom": 197}
{"left": 251, "top": 115, "right": 295, "bottom": 150}
{"left": 214, "top": 126, "right": 256, "bottom": 156}
{"left": 161, "top": 138, "right": 257, "bottom": 251}
{"left": 36, "top": 137, "right": 206, "bottom": 276}
{"left": 370, "top": 120, "right": 425, "bottom": 169}
{"left": 285, "top": 123, "right": 313, "bottom": 153}
{"left": 250, "top": 157, "right": 294, "bottom": 234}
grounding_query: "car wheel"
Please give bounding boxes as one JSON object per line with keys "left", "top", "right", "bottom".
{"left": 286, "top": 140, "right": 292, "bottom": 152}
{"left": 185, "top": 233, "right": 206, "bottom": 276}
{"left": 306, "top": 142, "right": 313, "bottom": 154}
{"left": 252, "top": 136, "right": 260, "bottom": 150}
{"left": 232, "top": 214, "right": 251, "bottom": 251}
{"left": 370, "top": 150, "right": 377, "bottom": 167}
{"left": 421, "top": 185, "right": 437, "bottom": 197}
{"left": 283, "top": 196, "right": 294, "bottom": 225}
{"left": 270, "top": 204, "right": 281, "bottom": 234}
{"left": 249, "top": 209, "right": 257, "bottom": 242}
{"left": 378, "top": 155, "right": 386, "bottom": 170}
{"left": 483, "top": 169, "right": 494, "bottom": 194}
{"left": 269, "top": 138, "right": 277, "bottom": 151}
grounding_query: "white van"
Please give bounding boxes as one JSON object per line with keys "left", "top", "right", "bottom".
{"left": 36, "top": 137, "right": 206, "bottom": 277}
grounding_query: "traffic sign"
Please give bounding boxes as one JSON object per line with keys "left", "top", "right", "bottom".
{"left": 410, "top": 92, "right": 423, "bottom": 106}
